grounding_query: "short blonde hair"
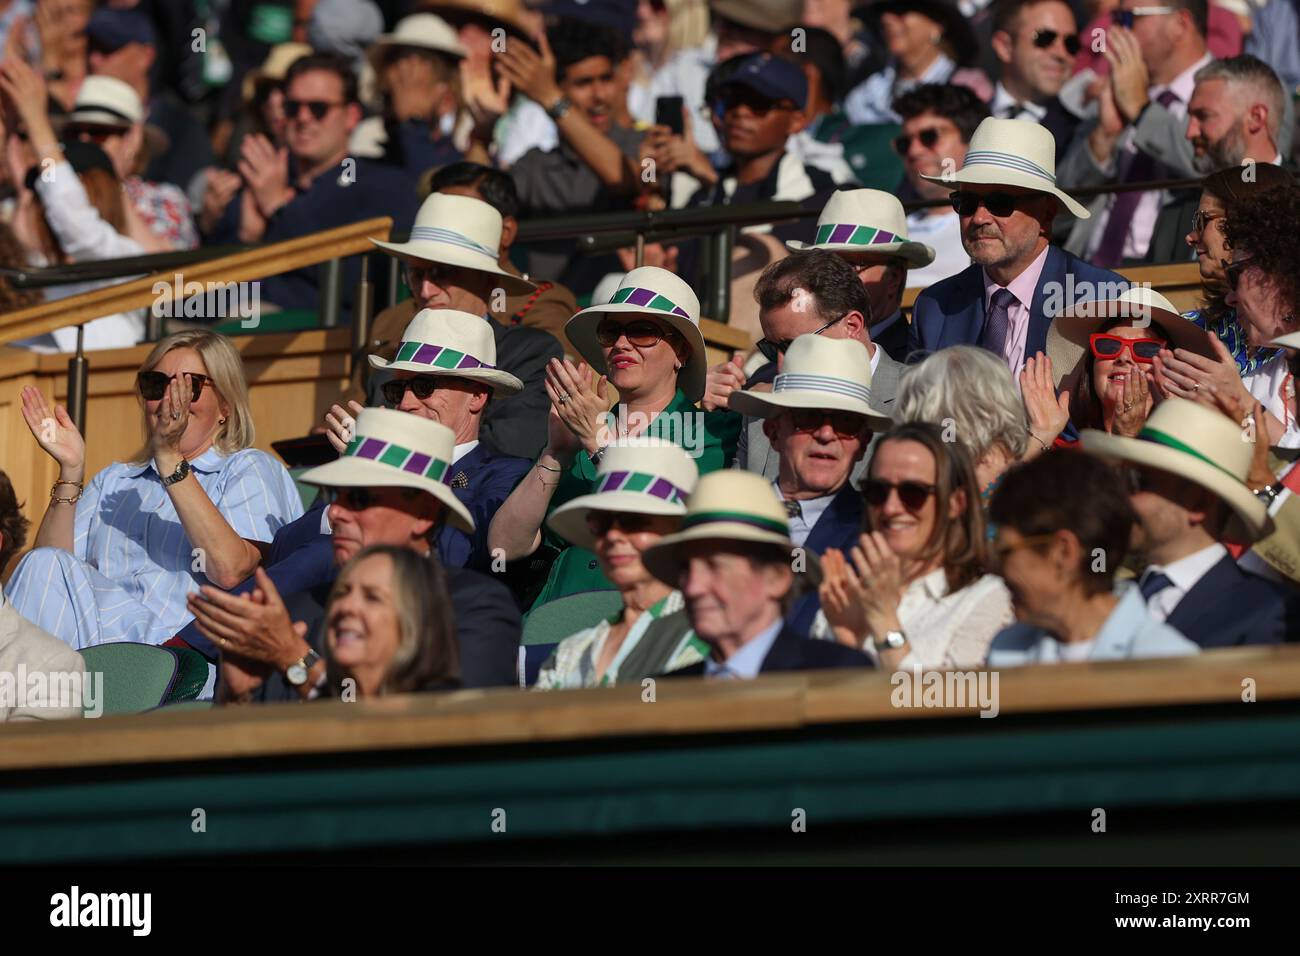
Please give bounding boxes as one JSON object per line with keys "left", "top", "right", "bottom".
{"left": 130, "top": 330, "right": 255, "bottom": 463}
{"left": 895, "top": 346, "right": 1029, "bottom": 461}
{"left": 666, "top": 0, "right": 710, "bottom": 53}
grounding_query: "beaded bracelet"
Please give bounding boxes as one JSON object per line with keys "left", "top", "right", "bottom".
{"left": 50, "top": 479, "right": 83, "bottom": 504}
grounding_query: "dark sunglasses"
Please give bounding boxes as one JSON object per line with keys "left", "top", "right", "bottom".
{"left": 755, "top": 313, "right": 848, "bottom": 362}
{"left": 137, "top": 370, "right": 208, "bottom": 402}
{"left": 1191, "top": 208, "right": 1223, "bottom": 236}
{"left": 404, "top": 261, "right": 463, "bottom": 291}
{"left": 1224, "top": 256, "right": 1255, "bottom": 291}
{"left": 323, "top": 485, "right": 419, "bottom": 510}
{"left": 585, "top": 511, "right": 656, "bottom": 536}
{"left": 951, "top": 191, "right": 1026, "bottom": 217}
{"left": 283, "top": 98, "right": 344, "bottom": 121}
{"left": 863, "top": 478, "right": 938, "bottom": 511}
{"left": 595, "top": 318, "right": 677, "bottom": 348}
{"left": 892, "top": 127, "right": 941, "bottom": 154}
{"left": 1032, "top": 29, "right": 1081, "bottom": 55}
{"left": 716, "top": 90, "right": 794, "bottom": 117}
{"left": 788, "top": 409, "right": 868, "bottom": 437}
{"left": 381, "top": 374, "right": 453, "bottom": 406}
{"left": 70, "top": 125, "right": 124, "bottom": 144}
{"left": 1089, "top": 332, "right": 1165, "bottom": 364}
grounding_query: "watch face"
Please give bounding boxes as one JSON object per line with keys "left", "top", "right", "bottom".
{"left": 286, "top": 663, "right": 307, "bottom": 686}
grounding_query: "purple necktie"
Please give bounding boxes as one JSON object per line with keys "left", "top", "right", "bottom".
{"left": 981, "top": 288, "right": 1018, "bottom": 362}
{"left": 1092, "top": 89, "right": 1180, "bottom": 268}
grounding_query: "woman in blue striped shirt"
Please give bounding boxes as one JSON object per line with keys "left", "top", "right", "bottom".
{"left": 6, "top": 330, "right": 303, "bottom": 649}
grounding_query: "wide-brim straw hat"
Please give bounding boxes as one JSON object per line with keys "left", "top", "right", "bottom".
{"left": 1271, "top": 331, "right": 1300, "bottom": 349}
{"left": 729, "top": 334, "right": 894, "bottom": 431}
{"left": 546, "top": 441, "right": 699, "bottom": 551}
{"left": 786, "top": 188, "right": 935, "bottom": 267}
{"left": 371, "top": 192, "right": 536, "bottom": 296}
{"left": 422, "top": 0, "right": 534, "bottom": 39}
{"left": 63, "top": 74, "right": 169, "bottom": 156}
{"left": 921, "top": 117, "right": 1090, "bottom": 219}
{"left": 566, "top": 266, "right": 709, "bottom": 403}
{"left": 710, "top": 0, "right": 802, "bottom": 33}
{"left": 1046, "top": 286, "right": 1217, "bottom": 389}
{"left": 299, "top": 407, "right": 475, "bottom": 532}
{"left": 640, "top": 470, "right": 820, "bottom": 585}
{"left": 240, "top": 42, "right": 313, "bottom": 103}
{"left": 1080, "top": 398, "right": 1271, "bottom": 545}
{"left": 367, "top": 308, "right": 523, "bottom": 395}
{"left": 368, "top": 13, "right": 466, "bottom": 71}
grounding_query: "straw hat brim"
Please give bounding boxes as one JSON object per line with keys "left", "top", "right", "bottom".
{"left": 546, "top": 493, "right": 686, "bottom": 551}
{"left": 365, "top": 354, "right": 523, "bottom": 395}
{"left": 1046, "top": 303, "right": 1217, "bottom": 390}
{"left": 728, "top": 387, "right": 895, "bottom": 433}
{"left": 784, "top": 237, "right": 936, "bottom": 268}
{"left": 1271, "top": 331, "right": 1300, "bottom": 349}
{"left": 566, "top": 304, "right": 708, "bottom": 403}
{"left": 298, "top": 456, "right": 475, "bottom": 533}
{"left": 369, "top": 238, "right": 537, "bottom": 296}
{"left": 640, "top": 523, "right": 821, "bottom": 587}
{"left": 367, "top": 34, "right": 466, "bottom": 70}
{"left": 921, "top": 166, "right": 1090, "bottom": 219}
{"left": 1079, "top": 430, "right": 1270, "bottom": 545}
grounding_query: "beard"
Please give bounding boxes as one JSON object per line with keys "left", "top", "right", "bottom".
{"left": 1192, "top": 120, "right": 1249, "bottom": 174}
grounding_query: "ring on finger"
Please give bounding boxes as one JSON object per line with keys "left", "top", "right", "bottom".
{"left": 559, "top": 393, "right": 570, "bottom": 404}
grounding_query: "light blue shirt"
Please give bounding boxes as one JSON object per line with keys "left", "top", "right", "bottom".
{"left": 704, "top": 618, "right": 783, "bottom": 679}
{"left": 986, "top": 585, "right": 1199, "bottom": 666}
{"left": 844, "top": 55, "right": 956, "bottom": 126}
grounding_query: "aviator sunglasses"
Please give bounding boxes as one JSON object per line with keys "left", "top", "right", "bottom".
{"left": 137, "top": 370, "right": 209, "bottom": 402}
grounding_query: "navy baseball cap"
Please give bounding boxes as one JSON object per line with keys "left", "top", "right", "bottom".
{"left": 85, "top": 7, "right": 158, "bottom": 52}
{"left": 718, "top": 53, "right": 807, "bottom": 110}
{"left": 545, "top": 0, "right": 637, "bottom": 35}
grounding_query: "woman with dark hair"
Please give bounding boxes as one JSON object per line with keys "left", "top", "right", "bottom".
{"left": 987, "top": 450, "right": 1198, "bottom": 664}
{"left": 816, "top": 421, "right": 1014, "bottom": 669}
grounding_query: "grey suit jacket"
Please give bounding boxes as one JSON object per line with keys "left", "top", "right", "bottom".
{"left": 0, "top": 599, "right": 86, "bottom": 721}
{"left": 736, "top": 347, "right": 903, "bottom": 482}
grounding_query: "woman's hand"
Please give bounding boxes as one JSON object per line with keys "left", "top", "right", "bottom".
{"left": 1019, "top": 352, "right": 1069, "bottom": 456}
{"left": 148, "top": 372, "right": 194, "bottom": 463}
{"left": 20, "top": 384, "right": 84, "bottom": 480}
{"left": 818, "top": 548, "right": 870, "bottom": 648}
{"left": 1153, "top": 337, "right": 1249, "bottom": 413}
{"left": 852, "top": 532, "right": 907, "bottom": 638}
{"left": 187, "top": 568, "right": 312, "bottom": 674}
{"left": 0, "top": 58, "right": 56, "bottom": 155}
{"left": 1111, "top": 364, "right": 1153, "bottom": 438}
{"left": 460, "top": 56, "right": 511, "bottom": 142}
{"left": 323, "top": 399, "right": 365, "bottom": 455}
{"left": 544, "top": 358, "right": 608, "bottom": 459}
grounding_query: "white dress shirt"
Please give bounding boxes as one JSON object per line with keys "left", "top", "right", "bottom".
{"left": 991, "top": 82, "right": 1048, "bottom": 122}
{"left": 1141, "top": 542, "right": 1228, "bottom": 623}
{"left": 904, "top": 210, "right": 970, "bottom": 289}
{"left": 453, "top": 440, "right": 480, "bottom": 463}
{"left": 704, "top": 618, "right": 783, "bottom": 679}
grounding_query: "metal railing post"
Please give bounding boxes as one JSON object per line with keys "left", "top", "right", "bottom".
{"left": 352, "top": 256, "right": 373, "bottom": 377}
{"left": 67, "top": 325, "right": 88, "bottom": 433}
{"left": 634, "top": 231, "right": 645, "bottom": 268}
{"left": 707, "top": 225, "right": 732, "bottom": 323}
{"left": 387, "top": 255, "right": 400, "bottom": 310}
{"left": 320, "top": 257, "right": 343, "bottom": 328}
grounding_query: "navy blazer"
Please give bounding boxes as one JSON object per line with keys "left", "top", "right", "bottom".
{"left": 1165, "top": 555, "right": 1297, "bottom": 648}
{"left": 666, "top": 624, "right": 873, "bottom": 676}
{"left": 788, "top": 485, "right": 864, "bottom": 637}
{"left": 908, "top": 245, "right": 1126, "bottom": 362}
{"left": 438, "top": 442, "right": 531, "bottom": 571}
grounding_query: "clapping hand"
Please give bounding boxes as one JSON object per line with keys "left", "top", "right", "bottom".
{"left": 20, "top": 384, "right": 84, "bottom": 480}
{"left": 544, "top": 358, "right": 609, "bottom": 460}
{"left": 148, "top": 372, "right": 195, "bottom": 460}
{"left": 1019, "top": 353, "right": 1069, "bottom": 455}
{"left": 702, "top": 353, "right": 746, "bottom": 412}
{"left": 1111, "top": 362, "right": 1154, "bottom": 437}
{"left": 237, "top": 133, "right": 291, "bottom": 219}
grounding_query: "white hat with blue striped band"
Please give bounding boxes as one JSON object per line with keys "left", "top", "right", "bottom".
{"left": 371, "top": 192, "right": 536, "bottom": 295}
{"left": 920, "top": 117, "right": 1091, "bottom": 219}
{"left": 727, "top": 334, "right": 894, "bottom": 432}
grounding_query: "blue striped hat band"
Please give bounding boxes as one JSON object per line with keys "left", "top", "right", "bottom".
{"left": 408, "top": 225, "right": 498, "bottom": 260}
{"left": 773, "top": 372, "right": 872, "bottom": 404}
{"left": 961, "top": 150, "right": 1056, "bottom": 185}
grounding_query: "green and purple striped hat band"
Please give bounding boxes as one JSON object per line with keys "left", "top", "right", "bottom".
{"left": 609, "top": 285, "right": 692, "bottom": 318}
{"left": 814, "top": 223, "right": 900, "bottom": 247}
{"left": 594, "top": 469, "right": 687, "bottom": 504}
{"left": 343, "top": 435, "right": 452, "bottom": 485}
{"left": 393, "top": 340, "right": 496, "bottom": 371}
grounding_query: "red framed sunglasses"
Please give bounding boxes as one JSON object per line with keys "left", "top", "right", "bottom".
{"left": 1088, "top": 333, "right": 1165, "bottom": 364}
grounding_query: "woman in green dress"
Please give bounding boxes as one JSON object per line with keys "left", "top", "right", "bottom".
{"left": 488, "top": 266, "right": 739, "bottom": 608}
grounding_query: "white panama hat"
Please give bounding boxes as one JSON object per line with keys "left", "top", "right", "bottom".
{"left": 728, "top": 334, "right": 894, "bottom": 431}
{"left": 786, "top": 189, "right": 935, "bottom": 268}
{"left": 371, "top": 193, "right": 536, "bottom": 296}
{"left": 368, "top": 13, "right": 466, "bottom": 68}
{"left": 921, "top": 116, "right": 1091, "bottom": 219}
{"left": 546, "top": 441, "right": 700, "bottom": 551}
{"left": 299, "top": 407, "right": 475, "bottom": 532}
{"left": 368, "top": 308, "right": 523, "bottom": 395}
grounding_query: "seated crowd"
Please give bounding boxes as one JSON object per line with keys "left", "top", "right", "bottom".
{"left": 1, "top": 0, "right": 1300, "bottom": 720}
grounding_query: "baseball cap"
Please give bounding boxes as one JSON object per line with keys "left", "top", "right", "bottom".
{"left": 85, "top": 8, "right": 158, "bottom": 53}
{"left": 718, "top": 53, "right": 807, "bottom": 110}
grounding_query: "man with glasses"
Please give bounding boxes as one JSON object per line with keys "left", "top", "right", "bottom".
{"left": 1056, "top": 0, "right": 1214, "bottom": 267}
{"left": 990, "top": 0, "right": 1083, "bottom": 157}
{"left": 204, "top": 53, "right": 418, "bottom": 317}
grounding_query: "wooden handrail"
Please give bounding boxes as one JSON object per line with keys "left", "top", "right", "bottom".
{"left": 0, "top": 217, "right": 393, "bottom": 347}
{"left": 0, "top": 644, "right": 1294, "bottom": 772}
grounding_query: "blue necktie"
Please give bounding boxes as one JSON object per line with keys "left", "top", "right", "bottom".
{"left": 981, "top": 288, "right": 1017, "bottom": 360}
{"left": 1138, "top": 570, "right": 1173, "bottom": 602}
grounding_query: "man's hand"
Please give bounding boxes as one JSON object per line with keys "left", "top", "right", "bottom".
{"left": 386, "top": 53, "right": 445, "bottom": 123}
{"left": 1088, "top": 76, "right": 1125, "bottom": 166}
{"left": 1104, "top": 26, "right": 1150, "bottom": 125}
{"left": 640, "top": 105, "right": 717, "bottom": 186}
{"left": 186, "top": 568, "right": 313, "bottom": 676}
{"left": 237, "top": 133, "right": 293, "bottom": 220}
{"left": 702, "top": 353, "right": 747, "bottom": 412}
{"left": 198, "top": 168, "right": 242, "bottom": 235}
{"left": 494, "top": 31, "right": 562, "bottom": 109}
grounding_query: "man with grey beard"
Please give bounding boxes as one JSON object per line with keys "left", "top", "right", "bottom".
{"left": 1186, "top": 56, "right": 1287, "bottom": 174}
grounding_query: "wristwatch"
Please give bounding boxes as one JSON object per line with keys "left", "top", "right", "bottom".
{"left": 545, "top": 96, "right": 572, "bottom": 121}
{"left": 874, "top": 630, "right": 907, "bottom": 651}
{"left": 589, "top": 446, "right": 606, "bottom": 468}
{"left": 286, "top": 649, "right": 322, "bottom": 687}
{"left": 1255, "top": 484, "right": 1282, "bottom": 505}
{"left": 159, "top": 458, "right": 191, "bottom": 487}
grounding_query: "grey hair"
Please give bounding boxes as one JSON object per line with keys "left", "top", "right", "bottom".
{"left": 1195, "top": 54, "right": 1286, "bottom": 142}
{"left": 895, "top": 346, "right": 1029, "bottom": 460}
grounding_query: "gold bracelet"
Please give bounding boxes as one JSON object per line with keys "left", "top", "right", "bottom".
{"left": 50, "top": 479, "right": 82, "bottom": 504}
{"left": 535, "top": 461, "right": 562, "bottom": 474}
{"left": 1030, "top": 434, "right": 1051, "bottom": 453}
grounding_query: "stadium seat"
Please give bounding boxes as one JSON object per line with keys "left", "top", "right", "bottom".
{"left": 521, "top": 589, "right": 622, "bottom": 646}
{"left": 79, "top": 643, "right": 208, "bottom": 716}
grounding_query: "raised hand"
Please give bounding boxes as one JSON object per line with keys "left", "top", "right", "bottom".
{"left": 148, "top": 372, "right": 194, "bottom": 459}
{"left": 544, "top": 358, "right": 608, "bottom": 458}
{"left": 852, "top": 531, "right": 907, "bottom": 636}
{"left": 1019, "top": 352, "right": 1069, "bottom": 456}
{"left": 20, "top": 384, "right": 84, "bottom": 479}
{"left": 702, "top": 352, "right": 747, "bottom": 412}
{"left": 1111, "top": 361, "right": 1152, "bottom": 437}
{"left": 493, "top": 30, "right": 561, "bottom": 108}
{"left": 387, "top": 53, "right": 444, "bottom": 123}
{"left": 818, "top": 547, "right": 870, "bottom": 648}
{"left": 237, "top": 133, "right": 291, "bottom": 220}
{"left": 323, "top": 399, "right": 365, "bottom": 455}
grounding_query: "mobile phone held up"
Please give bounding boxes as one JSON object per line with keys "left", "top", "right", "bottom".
{"left": 655, "top": 95, "right": 685, "bottom": 136}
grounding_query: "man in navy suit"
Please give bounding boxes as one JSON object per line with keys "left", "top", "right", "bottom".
{"left": 909, "top": 117, "right": 1127, "bottom": 379}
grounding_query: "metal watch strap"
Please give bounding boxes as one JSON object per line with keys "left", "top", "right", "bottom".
{"left": 1256, "top": 484, "right": 1281, "bottom": 505}
{"left": 546, "top": 96, "right": 571, "bottom": 120}
{"left": 874, "top": 630, "right": 907, "bottom": 651}
{"left": 160, "top": 458, "right": 190, "bottom": 487}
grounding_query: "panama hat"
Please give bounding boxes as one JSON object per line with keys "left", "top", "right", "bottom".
{"left": 423, "top": 0, "right": 534, "bottom": 39}
{"left": 371, "top": 193, "right": 536, "bottom": 296}
{"left": 1046, "top": 287, "right": 1217, "bottom": 389}
{"left": 367, "top": 308, "right": 523, "bottom": 395}
{"left": 566, "top": 267, "right": 709, "bottom": 403}
{"left": 921, "top": 117, "right": 1091, "bottom": 219}
{"left": 729, "top": 335, "right": 895, "bottom": 431}
{"left": 368, "top": 13, "right": 466, "bottom": 70}
{"left": 786, "top": 189, "right": 935, "bottom": 267}
{"left": 640, "top": 470, "right": 819, "bottom": 585}
{"left": 240, "top": 42, "right": 312, "bottom": 103}
{"left": 63, "top": 75, "right": 169, "bottom": 156}
{"left": 546, "top": 441, "right": 700, "bottom": 550}
{"left": 710, "top": 0, "right": 802, "bottom": 33}
{"left": 1080, "top": 399, "right": 1270, "bottom": 545}
{"left": 299, "top": 408, "right": 475, "bottom": 532}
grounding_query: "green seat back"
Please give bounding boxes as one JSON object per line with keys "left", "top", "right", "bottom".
{"left": 840, "top": 122, "right": 905, "bottom": 193}
{"left": 79, "top": 643, "right": 210, "bottom": 716}
{"left": 522, "top": 590, "right": 623, "bottom": 646}
{"left": 212, "top": 308, "right": 321, "bottom": 335}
